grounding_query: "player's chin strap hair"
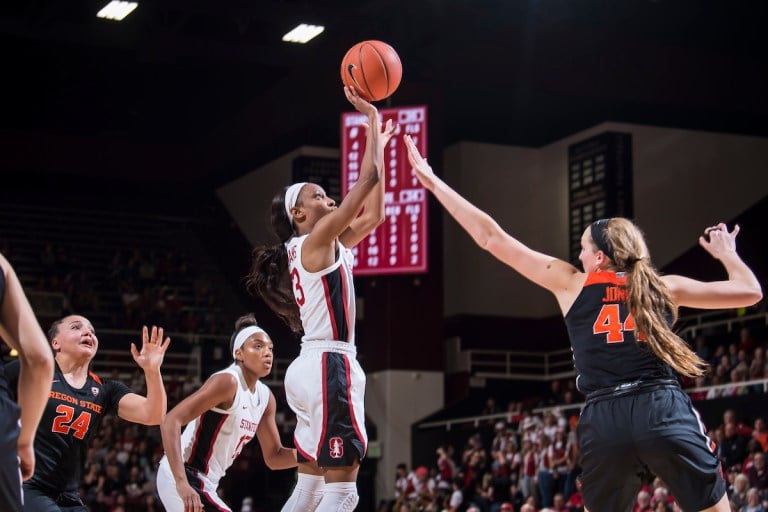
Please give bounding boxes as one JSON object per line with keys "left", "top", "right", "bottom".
{"left": 284, "top": 182, "right": 308, "bottom": 223}
{"left": 232, "top": 325, "right": 267, "bottom": 359}
{"left": 590, "top": 218, "right": 616, "bottom": 262}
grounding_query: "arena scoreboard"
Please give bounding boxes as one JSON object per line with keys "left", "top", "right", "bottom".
{"left": 341, "top": 105, "right": 429, "bottom": 275}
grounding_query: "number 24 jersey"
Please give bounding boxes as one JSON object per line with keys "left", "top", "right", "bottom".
{"left": 4, "top": 360, "right": 131, "bottom": 493}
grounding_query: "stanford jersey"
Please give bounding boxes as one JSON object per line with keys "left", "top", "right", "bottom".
{"left": 282, "top": 234, "right": 367, "bottom": 467}
{"left": 285, "top": 235, "right": 356, "bottom": 344}
{"left": 564, "top": 271, "right": 675, "bottom": 394}
{"left": 174, "top": 364, "right": 269, "bottom": 485}
{"left": 4, "top": 360, "right": 130, "bottom": 493}
{"left": 157, "top": 365, "right": 270, "bottom": 511}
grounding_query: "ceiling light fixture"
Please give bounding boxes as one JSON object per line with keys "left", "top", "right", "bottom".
{"left": 97, "top": 1, "right": 138, "bottom": 21}
{"left": 282, "top": 24, "right": 325, "bottom": 44}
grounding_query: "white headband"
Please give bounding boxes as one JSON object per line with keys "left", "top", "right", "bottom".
{"left": 232, "top": 325, "right": 267, "bottom": 359}
{"left": 284, "top": 182, "right": 308, "bottom": 221}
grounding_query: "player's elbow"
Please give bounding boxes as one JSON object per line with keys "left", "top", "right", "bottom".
{"left": 745, "top": 286, "right": 763, "bottom": 306}
{"left": 21, "top": 345, "right": 54, "bottom": 372}
{"left": 140, "top": 408, "right": 166, "bottom": 426}
{"left": 262, "top": 453, "right": 287, "bottom": 471}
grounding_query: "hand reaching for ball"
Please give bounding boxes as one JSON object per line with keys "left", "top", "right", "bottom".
{"left": 343, "top": 85, "right": 377, "bottom": 118}
{"left": 404, "top": 134, "right": 437, "bottom": 191}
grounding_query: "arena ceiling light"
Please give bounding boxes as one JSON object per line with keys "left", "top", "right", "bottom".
{"left": 282, "top": 24, "right": 325, "bottom": 44}
{"left": 96, "top": 1, "right": 138, "bottom": 21}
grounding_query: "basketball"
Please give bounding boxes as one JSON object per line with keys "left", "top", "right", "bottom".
{"left": 340, "top": 40, "right": 402, "bottom": 102}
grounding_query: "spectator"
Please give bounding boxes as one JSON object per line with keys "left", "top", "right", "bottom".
{"left": 445, "top": 476, "right": 464, "bottom": 512}
{"left": 722, "top": 422, "right": 751, "bottom": 471}
{"left": 747, "top": 452, "right": 768, "bottom": 491}
{"left": 741, "top": 487, "right": 765, "bottom": 512}
{"left": 565, "top": 477, "right": 584, "bottom": 512}
{"left": 633, "top": 489, "right": 652, "bottom": 512}
{"left": 437, "top": 444, "right": 458, "bottom": 492}
{"left": 753, "top": 418, "right": 768, "bottom": 452}
{"left": 729, "top": 473, "right": 750, "bottom": 510}
{"left": 395, "top": 462, "right": 409, "bottom": 503}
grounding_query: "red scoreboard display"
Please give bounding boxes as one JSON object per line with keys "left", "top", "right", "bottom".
{"left": 341, "top": 105, "right": 428, "bottom": 275}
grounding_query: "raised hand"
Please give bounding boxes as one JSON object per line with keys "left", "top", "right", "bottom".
{"left": 381, "top": 118, "right": 397, "bottom": 146}
{"left": 404, "top": 134, "right": 437, "bottom": 191}
{"left": 343, "top": 85, "right": 377, "bottom": 117}
{"left": 699, "top": 223, "right": 740, "bottom": 260}
{"left": 130, "top": 325, "right": 170, "bottom": 373}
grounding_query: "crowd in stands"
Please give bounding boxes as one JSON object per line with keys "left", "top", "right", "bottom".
{"left": 388, "top": 404, "right": 768, "bottom": 512}
{"left": 385, "top": 322, "right": 768, "bottom": 512}
{"left": 4, "top": 237, "right": 233, "bottom": 340}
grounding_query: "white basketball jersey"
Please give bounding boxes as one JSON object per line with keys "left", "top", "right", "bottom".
{"left": 177, "top": 364, "right": 270, "bottom": 486}
{"left": 285, "top": 234, "right": 356, "bottom": 344}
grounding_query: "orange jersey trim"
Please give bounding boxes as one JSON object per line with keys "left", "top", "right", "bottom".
{"left": 583, "top": 271, "right": 627, "bottom": 287}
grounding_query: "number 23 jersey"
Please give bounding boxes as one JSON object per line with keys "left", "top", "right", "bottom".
{"left": 4, "top": 359, "right": 131, "bottom": 492}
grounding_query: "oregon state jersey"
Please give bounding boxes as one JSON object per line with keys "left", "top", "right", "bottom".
{"left": 173, "top": 364, "right": 270, "bottom": 486}
{"left": 564, "top": 271, "right": 675, "bottom": 394}
{"left": 285, "top": 234, "right": 356, "bottom": 344}
{"left": 4, "top": 360, "right": 131, "bottom": 492}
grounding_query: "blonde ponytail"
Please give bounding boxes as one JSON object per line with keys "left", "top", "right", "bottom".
{"left": 601, "top": 218, "right": 708, "bottom": 378}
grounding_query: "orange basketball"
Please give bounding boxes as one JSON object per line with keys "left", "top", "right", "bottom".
{"left": 340, "top": 40, "right": 402, "bottom": 102}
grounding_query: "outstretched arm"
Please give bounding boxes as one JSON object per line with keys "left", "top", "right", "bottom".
{"left": 403, "top": 135, "right": 581, "bottom": 299}
{"left": 0, "top": 253, "right": 54, "bottom": 480}
{"left": 340, "top": 114, "right": 396, "bottom": 249}
{"left": 256, "top": 391, "right": 297, "bottom": 470}
{"left": 664, "top": 223, "right": 763, "bottom": 309}
{"left": 308, "top": 87, "right": 384, "bottom": 251}
{"left": 117, "top": 325, "right": 170, "bottom": 425}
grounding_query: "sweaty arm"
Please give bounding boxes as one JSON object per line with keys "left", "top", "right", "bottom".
{"left": 0, "top": 253, "right": 55, "bottom": 480}
{"left": 117, "top": 325, "right": 170, "bottom": 425}
{"left": 256, "top": 391, "right": 297, "bottom": 470}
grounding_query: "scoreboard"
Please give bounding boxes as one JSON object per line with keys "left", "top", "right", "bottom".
{"left": 341, "top": 105, "right": 429, "bottom": 275}
{"left": 568, "top": 131, "right": 633, "bottom": 264}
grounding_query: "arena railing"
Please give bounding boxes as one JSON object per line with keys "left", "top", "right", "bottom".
{"left": 455, "top": 311, "right": 767, "bottom": 380}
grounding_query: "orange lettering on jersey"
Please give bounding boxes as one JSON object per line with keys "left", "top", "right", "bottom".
{"left": 602, "top": 286, "right": 628, "bottom": 303}
{"left": 49, "top": 391, "right": 79, "bottom": 405}
{"left": 79, "top": 400, "right": 103, "bottom": 414}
